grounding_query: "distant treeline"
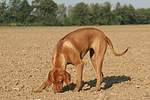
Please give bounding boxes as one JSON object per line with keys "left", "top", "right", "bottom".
{"left": 0, "top": 0, "right": 150, "bottom": 26}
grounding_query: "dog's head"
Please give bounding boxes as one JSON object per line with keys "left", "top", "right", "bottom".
{"left": 48, "top": 68, "right": 71, "bottom": 93}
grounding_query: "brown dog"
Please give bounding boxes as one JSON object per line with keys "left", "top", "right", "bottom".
{"left": 32, "top": 28, "right": 128, "bottom": 93}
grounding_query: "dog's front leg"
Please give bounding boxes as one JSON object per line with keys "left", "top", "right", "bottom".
{"left": 73, "top": 61, "right": 84, "bottom": 92}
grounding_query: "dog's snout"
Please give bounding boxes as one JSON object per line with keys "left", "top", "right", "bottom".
{"left": 54, "top": 89, "right": 58, "bottom": 93}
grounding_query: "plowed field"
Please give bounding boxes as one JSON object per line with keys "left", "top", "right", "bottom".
{"left": 0, "top": 26, "right": 150, "bottom": 100}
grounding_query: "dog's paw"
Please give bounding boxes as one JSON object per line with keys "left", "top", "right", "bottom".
{"left": 32, "top": 90, "right": 41, "bottom": 93}
{"left": 72, "top": 88, "right": 79, "bottom": 92}
{"left": 90, "top": 88, "right": 101, "bottom": 92}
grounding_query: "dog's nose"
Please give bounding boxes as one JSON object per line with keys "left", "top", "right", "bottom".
{"left": 54, "top": 90, "right": 58, "bottom": 94}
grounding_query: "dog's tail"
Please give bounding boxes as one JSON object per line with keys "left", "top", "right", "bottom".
{"left": 106, "top": 36, "right": 129, "bottom": 56}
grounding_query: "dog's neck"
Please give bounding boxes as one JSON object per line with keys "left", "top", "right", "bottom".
{"left": 52, "top": 53, "right": 67, "bottom": 70}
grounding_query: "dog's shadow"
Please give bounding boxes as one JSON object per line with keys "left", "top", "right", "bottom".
{"left": 62, "top": 75, "right": 131, "bottom": 92}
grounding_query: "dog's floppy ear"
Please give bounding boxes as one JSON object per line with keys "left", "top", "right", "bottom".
{"left": 64, "top": 71, "right": 71, "bottom": 86}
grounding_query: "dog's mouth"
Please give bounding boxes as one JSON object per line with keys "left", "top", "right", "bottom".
{"left": 53, "top": 85, "right": 63, "bottom": 93}
{"left": 54, "top": 89, "right": 62, "bottom": 93}
{"left": 54, "top": 89, "right": 59, "bottom": 93}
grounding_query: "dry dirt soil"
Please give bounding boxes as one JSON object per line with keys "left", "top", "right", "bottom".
{"left": 0, "top": 26, "right": 150, "bottom": 100}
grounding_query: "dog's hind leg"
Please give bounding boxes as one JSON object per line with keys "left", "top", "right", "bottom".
{"left": 90, "top": 42, "right": 107, "bottom": 92}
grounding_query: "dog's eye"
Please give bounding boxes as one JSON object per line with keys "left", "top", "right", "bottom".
{"left": 58, "top": 81, "right": 62, "bottom": 84}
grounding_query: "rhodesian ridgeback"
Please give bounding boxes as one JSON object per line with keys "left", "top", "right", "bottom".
{"left": 32, "top": 28, "right": 129, "bottom": 93}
